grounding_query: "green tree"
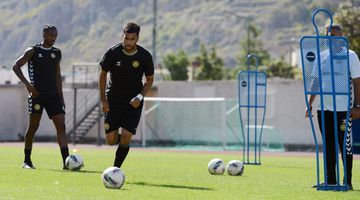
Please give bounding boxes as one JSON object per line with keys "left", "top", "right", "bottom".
{"left": 163, "top": 50, "right": 189, "bottom": 80}
{"left": 334, "top": 6, "right": 360, "bottom": 55}
{"left": 236, "top": 23, "right": 270, "bottom": 71}
{"left": 266, "top": 58, "right": 299, "bottom": 79}
{"left": 195, "top": 44, "right": 224, "bottom": 80}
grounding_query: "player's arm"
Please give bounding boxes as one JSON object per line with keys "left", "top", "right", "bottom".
{"left": 351, "top": 77, "right": 360, "bottom": 119}
{"left": 55, "top": 60, "right": 64, "bottom": 106}
{"left": 305, "top": 94, "right": 316, "bottom": 118}
{"left": 129, "top": 75, "right": 154, "bottom": 108}
{"left": 99, "top": 69, "right": 109, "bottom": 112}
{"left": 140, "top": 75, "right": 154, "bottom": 97}
{"left": 12, "top": 47, "right": 39, "bottom": 97}
{"left": 305, "top": 77, "right": 318, "bottom": 118}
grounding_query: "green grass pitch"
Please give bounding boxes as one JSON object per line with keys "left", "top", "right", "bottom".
{"left": 0, "top": 144, "right": 359, "bottom": 200}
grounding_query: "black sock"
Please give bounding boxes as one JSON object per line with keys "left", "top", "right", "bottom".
{"left": 24, "top": 148, "right": 32, "bottom": 164}
{"left": 60, "top": 147, "right": 69, "bottom": 166}
{"left": 114, "top": 145, "right": 129, "bottom": 168}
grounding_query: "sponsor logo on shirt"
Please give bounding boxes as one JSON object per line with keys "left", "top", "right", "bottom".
{"left": 38, "top": 53, "right": 43, "bottom": 58}
{"left": 322, "top": 71, "right": 344, "bottom": 76}
{"left": 51, "top": 53, "right": 56, "bottom": 59}
{"left": 116, "top": 61, "right": 121, "bottom": 67}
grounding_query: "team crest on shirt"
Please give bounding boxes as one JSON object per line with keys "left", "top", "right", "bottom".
{"left": 34, "top": 104, "right": 41, "bottom": 111}
{"left": 132, "top": 60, "right": 139, "bottom": 68}
{"left": 104, "top": 123, "right": 110, "bottom": 130}
{"left": 51, "top": 53, "right": 56, "bottom": 59}
{"left": 38, "top": 53, "right": 43, "bottom": 58}
{"left": 116, "top": 61, "right": 121, "bottom": 67}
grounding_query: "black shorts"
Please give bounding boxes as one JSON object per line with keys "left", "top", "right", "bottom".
{"left": 104, "top": 101, "right": 143, "bottom": 135}
{"left": 28, "top": 94, "right": 65, "bottom": 119}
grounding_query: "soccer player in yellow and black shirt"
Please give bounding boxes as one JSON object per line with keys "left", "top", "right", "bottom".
{"left": 99, "top": 22, "right": 154, "bottom": 168}
{"left": 12, "top": 24, "right": 69, "bottom": 169}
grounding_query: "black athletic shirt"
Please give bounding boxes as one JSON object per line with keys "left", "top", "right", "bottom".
{"left": 100, "top": 43, "right": 154, "bottom": 103}
{"left": 28, "top": 44, "right": 62, "bottom": 95}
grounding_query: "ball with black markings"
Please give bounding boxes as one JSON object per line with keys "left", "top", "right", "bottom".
{"left": 65, "top": 154, "right": 84, "bottom": 171}
{"left": 226, "top": 160, "right": 244, "bottom": 176}
{"left": 102, "top": 167, "right": 125, "bottom": 189}
{"left": 208, "top": 158, "right": 225, "bottom": 175}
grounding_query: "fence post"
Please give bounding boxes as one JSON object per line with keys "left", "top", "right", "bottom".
{"left": 72, "top": 87, "right": 77, "bottom": 145}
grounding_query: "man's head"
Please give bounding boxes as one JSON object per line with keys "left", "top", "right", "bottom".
{"left": 324, "top": 23, "right": 342, "bottom": 36}
{"left": 42, "top": 24, "right": 57, "bottom": 47}
{"left": 122, "top": 22, "right": 140, "bottom": 52}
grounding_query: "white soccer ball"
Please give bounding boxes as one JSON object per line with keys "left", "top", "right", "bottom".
{"left": 226, "top": 160, "right": 244, "bottom": 176}
{"left": 102, "top": 167, "right": 125, "bottom": 189}
{"left": 65, "top": 154, "right": 84, "bottom": 171}
{"left": 208, "top": 158, "right": 225, "bottom": 175}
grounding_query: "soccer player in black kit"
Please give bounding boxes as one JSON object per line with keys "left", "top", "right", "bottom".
{"left": 12, "top": 24, "right": 69, "bottom": 169}
{"left": 99, "top": 22, "right": 154, "bottom": 168}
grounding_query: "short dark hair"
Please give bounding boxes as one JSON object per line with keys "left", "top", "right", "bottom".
{"left": 324, "top": 23, "right": 342, "bottom": 33}
{"left": 43, "top": 24, "right": 57, "bottom": 32}
{"left": 123, "top": 22, "right": 140, "bottom": 35}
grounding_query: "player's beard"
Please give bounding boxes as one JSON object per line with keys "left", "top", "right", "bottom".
{"left": 43, "top": 39, "right": 55, "bottom": 47}
{"left": 124, "top": 44, "right": 136, "bottom": 53}
{"left": 48, "top": 40, "right": 55, "bottom": 46}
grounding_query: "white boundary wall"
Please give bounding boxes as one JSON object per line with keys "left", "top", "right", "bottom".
{"left": 0, "top": 78, "right": 319, "bottom": 146}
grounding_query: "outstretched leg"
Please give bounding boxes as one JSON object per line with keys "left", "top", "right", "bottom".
{"left": 52, "top": 113, "right": 69, "bottom": 168}
{"left": 23, "top": 113, "right": 42, "bottom": 169}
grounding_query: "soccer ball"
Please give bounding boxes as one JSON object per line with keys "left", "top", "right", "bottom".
{"left": 102, "top": 167, "right": 125, "bottom": 189}
{"left": 208, "top": 158, "right": 225, "bottom": 175}
{"left": 65, "top": 154, "right": 84, "bottom": 171}
{"left": 226, "top": 160, "right": 244, "bottom": 176}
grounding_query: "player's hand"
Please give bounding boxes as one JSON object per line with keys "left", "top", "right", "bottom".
{"left": 351, "top": 108, "right": 360, "bottom": 120}
{"left": 25, "top": 83, "right": 39, "bottom": 97}
{"left": 101, "top": 99, "right": 110, "bottom": 112}
{"left": 305, "top": 106, "right": 312, "bottom": 118}
{"left": 129, "top": 97, "right": 141, "bottom": 108}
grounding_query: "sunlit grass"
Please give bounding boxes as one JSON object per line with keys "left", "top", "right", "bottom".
{"left": 0, "top": 144, "right": 358, "bottom": 200}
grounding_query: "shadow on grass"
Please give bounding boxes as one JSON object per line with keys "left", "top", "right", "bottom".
{"left": 265, "top": 164, "right": 312, "bottom": 169}
{"left": 128, "top": 181, "right": 213, "bottom": 191}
